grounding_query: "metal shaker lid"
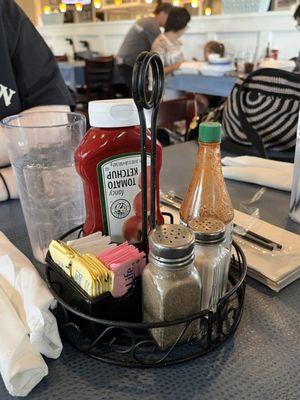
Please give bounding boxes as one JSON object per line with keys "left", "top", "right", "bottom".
{"left": 188, "top": 217, "right": 225, "bottom": 244}
{"left": 148, "top": 224, "right": 195, "bottom": 262}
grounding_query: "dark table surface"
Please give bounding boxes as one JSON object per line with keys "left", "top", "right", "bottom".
{"left": 1, "top": 141, "right": 300, "bottom": 400}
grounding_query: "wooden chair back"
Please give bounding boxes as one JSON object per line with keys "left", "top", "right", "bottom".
{"left": 157, "top": 94, "right": 209, "bottom": 140}
{"left": 55, "top": 54, "right": 68, "bottom": 62}
{"left": 85, "top": 56, "right": 115, "bottom": 100}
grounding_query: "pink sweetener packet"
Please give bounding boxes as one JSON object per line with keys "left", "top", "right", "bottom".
{"left": 109, "top": 254, "right": 146, "bottom": 297}
{"left": 98, "top": 242, "right": 128, "bottom": 258}
{"left": 107, "top": 247, "right": 145, "bottom": 275}
{"left": 103, "top": 248, "right": 140, "bottom": 265}
{"left": 100, "top": 252, "right": 130, "bottom": 264}
{"left": 110, "top": 257, "right": 140, "bottom": 297}
{"left": 108, "top": 253, "right": 139, "bottom": 272}
{"left": 98, "top": 243, "right": 139, "bottom": 264}
{"left": 110, "top": 253, "right": 146, "bottom": 297}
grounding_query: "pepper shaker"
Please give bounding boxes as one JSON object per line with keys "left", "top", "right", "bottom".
{"left": 142, "top": 224, "right": 202, "bottom": 350}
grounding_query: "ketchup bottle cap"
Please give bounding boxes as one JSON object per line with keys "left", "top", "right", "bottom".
{"left": 89, "top": 99, "right": 140, "bottom": 128}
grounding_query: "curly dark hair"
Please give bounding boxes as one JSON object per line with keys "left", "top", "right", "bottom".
{"left": 164, "top": 7, "right": 191, "bottom": 33}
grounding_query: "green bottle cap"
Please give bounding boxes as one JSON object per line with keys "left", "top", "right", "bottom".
{"left": 198, "top": 122, "right": 222, "bottom": 143}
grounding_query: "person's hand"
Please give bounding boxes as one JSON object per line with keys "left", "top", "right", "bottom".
{"left": 164, "top": 61, "right": 183, "bottom": 76}
{"left": 172, "top": 61, "right": 182, "bottom": 71}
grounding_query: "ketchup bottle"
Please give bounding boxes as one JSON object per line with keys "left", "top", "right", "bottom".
{"left": 74, "top": 99, "right": 163, "bottom": 244}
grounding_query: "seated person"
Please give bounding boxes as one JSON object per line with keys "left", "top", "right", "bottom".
{"left": 151, "top": 7, "right": 191, "bottom": 100}
{"left": 197, "top": 41, "right": 226, "bottom": 109}
{"left": 116, "top": 2, "right": 172, "bottom": 95}
{"left": 204, "top": 41, "right": 225, "bottom": 61}
{"left": 0, "top": 0, "right": 73, "bottom": 202}
{"left": 222, "top": 71, "right": 300, "bottom": 158}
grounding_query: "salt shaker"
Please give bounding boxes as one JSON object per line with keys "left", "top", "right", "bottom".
{"left": 142, "top": 224, "right": 202, "bottom": 350}
{"left": 189, "top": 217, "right": 229, "bottom": 312}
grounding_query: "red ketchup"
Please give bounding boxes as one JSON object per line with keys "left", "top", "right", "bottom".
{"left": 75, "top": 99, "right": 163, "bottom": 244}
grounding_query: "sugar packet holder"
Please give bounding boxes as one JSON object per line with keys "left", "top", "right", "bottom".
{"left": 48, "top": 239, "right": 145, "bottom": 299}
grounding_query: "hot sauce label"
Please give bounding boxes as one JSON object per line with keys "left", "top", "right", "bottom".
{"left": 97, "top": 153, "right": 151, "bottom": 243}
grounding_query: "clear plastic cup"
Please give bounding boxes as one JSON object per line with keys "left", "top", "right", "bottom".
{"left": 1, "top": 111, "right": 86, "bottom": 263}
{"left": 235, "top": 50, "right": 246, "bottom": 73}
{"left": 244, "top": 51, "right": 255, "bottom": 74}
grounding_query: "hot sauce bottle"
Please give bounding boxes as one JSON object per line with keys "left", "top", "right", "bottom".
{"left": 179, "top": 122, "right": 234, "bottom": 245}
{"left": 74, "top": 99, "right": 163, "bottom": 244}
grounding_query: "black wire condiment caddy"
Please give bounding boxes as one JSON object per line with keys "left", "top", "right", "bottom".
{"left": 45, "top": 51, "right": 247, "bottom": 368}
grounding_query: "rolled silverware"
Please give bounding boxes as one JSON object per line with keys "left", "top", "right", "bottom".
{"left": 233, "top": 223, "right": 282, "bottom": 250}
{"left": 160, "top": 192, "right": 282, "bottom": 251}
{"left": 232, "top": 230, "right": 275, "bottom": 251}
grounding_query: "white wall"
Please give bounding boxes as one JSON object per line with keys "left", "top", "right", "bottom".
{"left": 38, "top": 11, "right": 299, "bottom": 62}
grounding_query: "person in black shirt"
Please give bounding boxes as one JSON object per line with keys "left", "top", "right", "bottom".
{"left": 0, "top": 0, "right": 73, "bottom": 201}
{"left": 0, "top": 0, "right": 73, "bottom": 119}
{"left": 116, "top": 2, "right": 172, "bottom": 95}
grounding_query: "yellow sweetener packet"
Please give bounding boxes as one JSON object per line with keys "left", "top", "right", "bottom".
{"left": 84, "top": 255, "right": 105, "bottom": 296}
{"left": 84, "top": 254, "right": 112, "bottom": 295}
{"left": 49, "top": 240, "right": 78, "bottom": 276}
{"left": 71, "top": 256, "right": 94, "bottom": 297}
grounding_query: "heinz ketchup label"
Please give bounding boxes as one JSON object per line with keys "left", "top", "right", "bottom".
{"left": 97, "top": 153, "right": 151, "bottom": 243}
{"left": 75, "top": 99, "right": 163, "bottom": 245}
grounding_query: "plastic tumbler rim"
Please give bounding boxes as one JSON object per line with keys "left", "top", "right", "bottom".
{"left": 0, "top": 111, "right": 85, "bottom": 130}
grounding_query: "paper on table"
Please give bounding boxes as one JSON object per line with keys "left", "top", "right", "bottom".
{"left": 175, "top": 61, "right": 203, "bottom": 75}
{"left": 0, "top": 285, "right": 48, "bottom": 397}
{"left": 0, "top": 232, "right": 62, "bottom": 359}
{"left": 161, "top": 205, "right": 300, "bottom": 292}
{"left": 258, "top": 59, "right": 295, "bottom": 72}
{"left": 234, "top": 210, "right": 300, "bottom": 292}
{"left": 222, "top": 156, "right": 293, "bottom": 192}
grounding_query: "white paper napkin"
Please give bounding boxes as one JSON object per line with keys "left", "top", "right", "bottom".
{"left": 222, "top": 156, "right": 293, "bottom": 191}
{"left": 258, "top": 59, "right": 295, "bottom": 72}
{"left": 0, "top": 233, "right": 62, "bottom": 359}
{"left": 0, "top": 285, "right": 48, "bottom": 397}
{"left": 175, "top": 61, "right": 203, "bottom": 75}
{"left": 234, "top": 210, "right": 300, "bottom": 292}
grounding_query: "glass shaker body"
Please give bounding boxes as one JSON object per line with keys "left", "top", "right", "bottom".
{"left": 142, "top": 224, "right": 202, "bottom": 350}
{"left": 189, "top": 217, "right": 229, "bottom": 312}
{"left": 143, "top": 260, "right": 202, "bottom": 350}
{"left": 194, "top": 241, "right": 229, "bottom": 312}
